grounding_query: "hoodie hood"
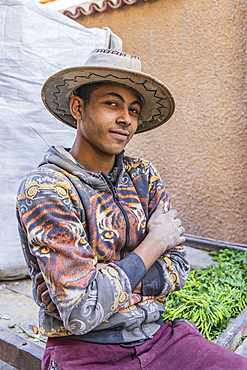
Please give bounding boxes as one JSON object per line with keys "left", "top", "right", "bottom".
{"left": 38, "top": 146, "right": 125, "bottom": 190}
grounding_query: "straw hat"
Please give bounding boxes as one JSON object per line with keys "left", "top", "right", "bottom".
{"left": 41, "top": 49, "right": 175, "bottom": 134}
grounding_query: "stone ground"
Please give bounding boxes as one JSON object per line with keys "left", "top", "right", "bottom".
{"left": 0, "top": 278, "right": 46, "bottom": 370}
{"left": 0, "top": 246, "right": 220, "bottom": 369}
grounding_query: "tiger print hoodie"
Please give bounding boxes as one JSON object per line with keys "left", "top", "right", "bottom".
{"left": 16, "top": 145, "right": 190, "bottom": 344}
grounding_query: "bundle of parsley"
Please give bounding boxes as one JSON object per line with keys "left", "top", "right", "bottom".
{"left": 163, "top": 248, "right": 247, "bottom": 341}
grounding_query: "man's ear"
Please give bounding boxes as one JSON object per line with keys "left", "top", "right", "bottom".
{"left": 70, "top": 96, "right": 84, "bottom": 121}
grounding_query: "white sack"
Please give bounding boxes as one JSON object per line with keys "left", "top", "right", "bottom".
{"left": 0, "top": 0, "right": 122, "bottom": 280}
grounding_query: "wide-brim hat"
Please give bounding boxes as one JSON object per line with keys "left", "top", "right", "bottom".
{"left": 41, "top": 49, "right": 175, "bottom": 134}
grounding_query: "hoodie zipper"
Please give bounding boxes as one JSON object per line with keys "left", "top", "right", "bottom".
{"left": 101, "top": 173, "right": 130, "bottom": 259}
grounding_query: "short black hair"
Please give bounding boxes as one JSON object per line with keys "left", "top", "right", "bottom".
{"left": 73, "top": 82, "right": 143, "bottom": 120}
{"left": 73, "top": 82, "right": 105, "bottom": 107}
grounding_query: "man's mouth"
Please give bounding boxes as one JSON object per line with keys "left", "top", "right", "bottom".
{"left": 109, "top": 129, "right": 130, "bottom": 140}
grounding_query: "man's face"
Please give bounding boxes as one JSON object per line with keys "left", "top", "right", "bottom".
{"left": 76, "top": 83, "right": 141, "bottom": 157}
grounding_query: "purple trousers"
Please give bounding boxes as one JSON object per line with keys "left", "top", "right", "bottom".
{"left": 42, "top": 320, "right": 247, "bottom": 370}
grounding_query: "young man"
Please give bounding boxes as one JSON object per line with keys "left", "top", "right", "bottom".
{"left": 16, "top": 49, "right": 247, "bottom": 370}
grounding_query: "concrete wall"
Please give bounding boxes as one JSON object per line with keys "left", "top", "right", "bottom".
{"left": 76, "top": 0, "right": 247, "bottom": 243}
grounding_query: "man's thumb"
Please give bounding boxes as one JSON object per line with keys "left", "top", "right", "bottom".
{"left": 155, "top": 201, "right": 167, "bottom": 214}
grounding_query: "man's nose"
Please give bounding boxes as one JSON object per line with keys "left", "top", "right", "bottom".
{"left": 116, "top": 108, "right": 131, "bottom": 126}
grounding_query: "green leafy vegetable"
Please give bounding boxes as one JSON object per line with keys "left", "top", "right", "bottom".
{"left": 18, "top": 323, "right": 47, "bottom": 343}
{"left": 163, "top": 248, "right": 247, "bottom": 341}
{"left": 8, "top": 324, "right": 16, "bottom": 329}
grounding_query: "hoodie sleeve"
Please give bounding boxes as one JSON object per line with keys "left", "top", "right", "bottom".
{"left": 16, "top": 168, "right": 147, "bottom": 336}
{"left": 137, "top": 160, "right": 190, "bottom": 298}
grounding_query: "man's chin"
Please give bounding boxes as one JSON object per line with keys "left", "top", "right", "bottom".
{"left": 104, "top": 145, "right": 126, "bottom": 156}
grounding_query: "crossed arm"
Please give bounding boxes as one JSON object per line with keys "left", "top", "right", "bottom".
{"left": 35, "top": 202, "right": 187, "bottom": 312}
{"left": 17, "top": 162, "right": 189, "bottom": 335}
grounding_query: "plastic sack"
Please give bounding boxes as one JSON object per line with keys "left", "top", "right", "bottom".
{"left": 0, "top": 0, "right": 122, "bottom": 280}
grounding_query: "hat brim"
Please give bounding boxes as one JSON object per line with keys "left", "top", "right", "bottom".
{"left": 41, "top": 66, "right": 175, "bottom": 134}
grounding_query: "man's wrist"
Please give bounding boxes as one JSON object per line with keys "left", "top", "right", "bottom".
{"left": 116, "top": 252, "right": 147, "bottom": 291}
{"left": 134, "top": 231, "right": 167, "bottom": 271}
{"left": 141, "top": 261, "right": 164, "bottom": 296}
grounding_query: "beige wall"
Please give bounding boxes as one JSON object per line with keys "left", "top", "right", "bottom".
{"left": 77, "top": 0, "right": 247, "bottom": 244}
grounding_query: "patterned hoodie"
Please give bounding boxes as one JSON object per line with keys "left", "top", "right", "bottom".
{"left": 16, "top": 146, "right": 190, "bottom": 344}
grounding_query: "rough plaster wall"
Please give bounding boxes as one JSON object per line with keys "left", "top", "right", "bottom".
{"left": 78, "top": 0, "right": 247, "bottom": 243}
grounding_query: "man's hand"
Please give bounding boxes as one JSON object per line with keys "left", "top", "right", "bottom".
{"left": 147, "top": 202, "right": 186, "bottom": 251}
{"left": 36, "top": 264, "right": 108, "bottom": 311}
{"left": 133, "top": 282, "right": 142, "bottom": 294}
{"left": 35, "top": 272, "right": 57, "bottom": 312}
{"left": 134, "top": 202, "right": 186, "bottom": 271}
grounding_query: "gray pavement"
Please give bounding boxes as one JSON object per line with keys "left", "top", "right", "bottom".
{"left": 0, "top": 279, "right": 45, "bottom": 370}
{"left": 184, "top": 245, "right": 217, "bottom": 270}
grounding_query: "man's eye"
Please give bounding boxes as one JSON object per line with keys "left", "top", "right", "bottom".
{"left": 130, "top": 108, "right": 140, "bottom": 115}
{"left": 106, "top": 101, "right": 117, "bottom": 107}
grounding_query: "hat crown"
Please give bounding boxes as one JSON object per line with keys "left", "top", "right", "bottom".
{"left": 84, "top": 49, "right": 142, "bottom": 72}
{"left": 42, "top": 48, "right": 175, "bottom": 133}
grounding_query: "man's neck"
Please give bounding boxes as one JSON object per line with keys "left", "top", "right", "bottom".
{"left": 69, "top": 146, "right": 116, "bottom": 176}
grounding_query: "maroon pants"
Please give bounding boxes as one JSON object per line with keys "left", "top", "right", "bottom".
{"left": 42, "top": 320, "right": 247, "bottom": 370}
